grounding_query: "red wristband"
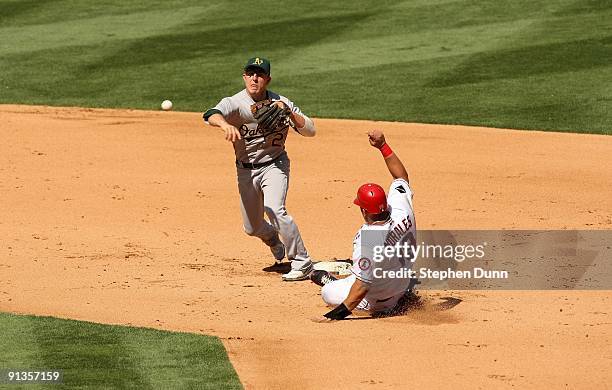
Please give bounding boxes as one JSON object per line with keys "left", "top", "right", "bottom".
{"left": 380, "top": 143, "right": 393, "bottom": 158}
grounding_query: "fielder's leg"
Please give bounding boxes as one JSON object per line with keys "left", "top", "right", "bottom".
{"left": 261, "top": 157, "right": 312, "bottom": 276}
{"left": 237, "top": 167, "right": 277, "bottom": 244}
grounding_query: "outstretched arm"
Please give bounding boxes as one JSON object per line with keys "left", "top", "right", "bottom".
{"left": 207, "top": 113, "right": 242, "bottom": 143}
{"left": 367, "top": 130, "right": 409, "bottom": 183}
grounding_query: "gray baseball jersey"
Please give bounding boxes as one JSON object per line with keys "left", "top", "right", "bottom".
{"left": 203, "top": 88, "right": 316, "bottom": 275}
{"left": 204, "top": 89, "right": 315, "bottom": 164}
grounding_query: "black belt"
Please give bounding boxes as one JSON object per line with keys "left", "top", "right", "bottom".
{"left": 236, "top": 155, "right": 282, "bottom": 169}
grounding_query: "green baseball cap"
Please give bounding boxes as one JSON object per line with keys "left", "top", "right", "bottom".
{"left": 244, "top": 57, "right": 271, "bottom": 75}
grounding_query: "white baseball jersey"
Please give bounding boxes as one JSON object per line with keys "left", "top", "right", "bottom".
{"left": 351, "top": 178, "right": 416, "bottom": 304}
{"left": 204, "top": 89, "right": 315, "bottom": 164}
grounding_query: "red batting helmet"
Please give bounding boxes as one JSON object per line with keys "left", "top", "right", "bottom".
{"left": 354, "top": 183, "right": 387, "bottom": 214}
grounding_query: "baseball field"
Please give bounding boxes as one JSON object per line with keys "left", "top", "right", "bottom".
{"left": 1, "top": 1, "right": 611, "bottom": 389}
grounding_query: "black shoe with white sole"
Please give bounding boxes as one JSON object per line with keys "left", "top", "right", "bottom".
{"left": 310, "top": 270, "right": 338, "bottom": 286}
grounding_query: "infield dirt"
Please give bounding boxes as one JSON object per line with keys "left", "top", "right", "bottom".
{"left": 1, "top": 105, "right": 611, "bottom": 389}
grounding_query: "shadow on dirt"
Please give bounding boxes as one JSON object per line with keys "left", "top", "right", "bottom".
{"left": 432, "top": 296, "right": 462, "bottom": 311}
{"left": 373, "top": 294, "right": 463, "bottom": 324}
{"left": 262, "top": 263, "right": 291, "bottom": 274}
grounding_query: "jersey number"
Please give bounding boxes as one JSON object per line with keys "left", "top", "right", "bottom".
{"left": 269, "top": 132, "right": 285, "bottom": 147}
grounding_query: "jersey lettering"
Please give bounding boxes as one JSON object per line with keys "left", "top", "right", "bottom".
{"left": 239, "top": 124, "right": 266, "bottom": 139}
{"left": 384, "top": 216, "right": 413, "bottom": 247}
{"left": 240, "top": 124, "right": 260, "bottom": 138}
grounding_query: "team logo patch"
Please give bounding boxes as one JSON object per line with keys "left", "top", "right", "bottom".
{"left": 358, "top": 257, "right": 371, "bottom": 271}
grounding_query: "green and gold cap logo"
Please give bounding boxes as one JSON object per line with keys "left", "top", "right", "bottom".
{"left": 244, "top": 57, "right": 271, "bottom": 75}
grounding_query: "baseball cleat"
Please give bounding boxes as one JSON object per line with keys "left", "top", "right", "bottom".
{"left": 310, "top": 270, "right": 338, "bottom": 286}
{"left": 282, "top": 267, "right": 312, "bottom": 282}
{"left": 270, "top": 241, "right": 286, "bottom": 264}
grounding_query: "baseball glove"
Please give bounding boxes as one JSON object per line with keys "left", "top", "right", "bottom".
{"left": 251, "top": 99, "right": 292, "bottom": 133}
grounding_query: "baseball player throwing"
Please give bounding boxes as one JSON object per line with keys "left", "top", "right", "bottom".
{"left": 203, "top": 57, "right": 316, "bottom": 281}
{"left": 311, "top": 130, "right": 417, "bottom": 319}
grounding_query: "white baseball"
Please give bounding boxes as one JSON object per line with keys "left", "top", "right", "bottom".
{"left": 161, "top": 100, "right": 173, "bottom": 111}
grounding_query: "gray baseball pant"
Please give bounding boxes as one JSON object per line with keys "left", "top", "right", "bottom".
{"left": 237, "top": 155, "right": 311, "bottom": 271}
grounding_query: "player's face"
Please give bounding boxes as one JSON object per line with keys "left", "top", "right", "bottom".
{"left": 243, "top": 69, "right": 271, "bottom": 97}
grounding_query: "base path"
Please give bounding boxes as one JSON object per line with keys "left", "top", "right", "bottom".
{"left": 1, "top": 105, "right": 611, "bottom": 389}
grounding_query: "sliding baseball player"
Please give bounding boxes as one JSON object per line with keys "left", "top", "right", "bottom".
{"left": 311, "top": 130, "right": 417, "bottom": 319}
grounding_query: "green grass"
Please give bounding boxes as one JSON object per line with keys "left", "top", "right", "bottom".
{"left": 0, "top": 312, "right": 241, "bottom": 389}
{"left": 0, "top": 0, "right": 610, "bottom": 134}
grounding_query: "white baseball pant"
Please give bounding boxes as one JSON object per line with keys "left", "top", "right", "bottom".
{"left": 321, "top": 275, "right": 404, "bottom": 313}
